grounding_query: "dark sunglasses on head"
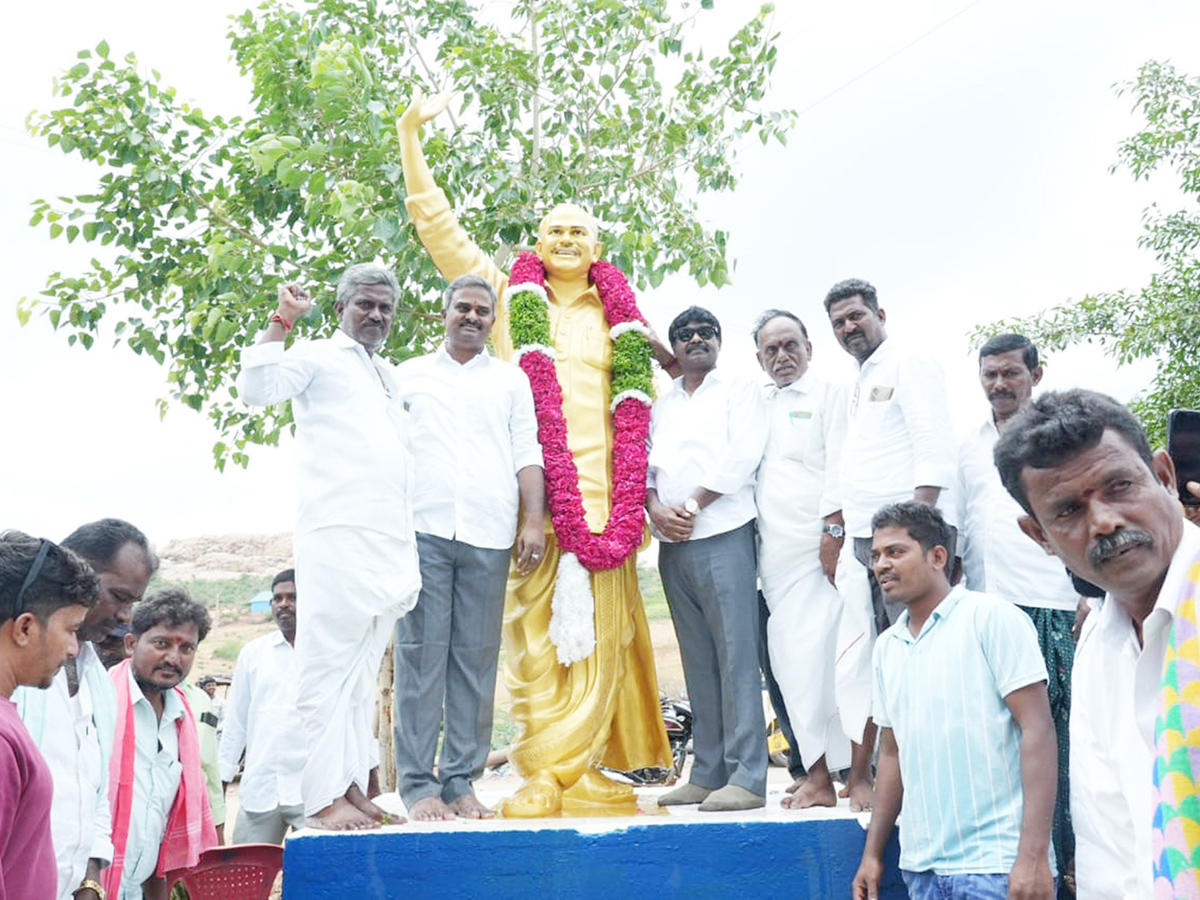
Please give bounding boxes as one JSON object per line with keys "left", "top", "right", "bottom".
{"left": 15, "top": 539, "right": 55, "bottom": 616}
{"left": 676, "top": 326, "right": 718, "bottom": 342}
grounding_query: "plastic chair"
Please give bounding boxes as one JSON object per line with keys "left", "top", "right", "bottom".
{"left": 165, "top": 843, "right": 284, "bottom": 900}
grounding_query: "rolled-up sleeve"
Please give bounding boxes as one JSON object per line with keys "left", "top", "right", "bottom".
{"left": 701, "top": 376, "right": 769, "bottom": 495}
{"left": 898, "top": 353, "right": 956, "bottom": 490}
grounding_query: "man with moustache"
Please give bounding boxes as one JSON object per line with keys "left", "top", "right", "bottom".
{"left": 994, "top": 390, "right": 1200, "bottom": 899}
{"left": 824, "top": 278, "right": 957, "bottom": 811}
{"left": 852, "top": 503, "right": 1056, "bottom": 900}
{"left": 955, "top": 335, "right": 1080, "bottom": 873}
{"left": 219, "top": 570, "right": 307, "bottom": 843}
{"left": 238, "top": 264, "right": 422, "bottom": 830}
{"left": 649, "top": 306, "right": 770, "bottom": 812}
{"left": 104, "top": 590, "right": 216, "bottom": 900}
{"left": 14, "top": 518, "right": 156, "bottom": 900}
{"left": 392, "top": 274, "right": 544, "bottom": 821}
{"left": 751, "top": 309, "right": 850, "bottom": 809}
{"left": 0, "top": 532, "right": 98, "bottom": 900}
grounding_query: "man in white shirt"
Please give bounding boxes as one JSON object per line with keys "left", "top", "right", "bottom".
{"left": 237, "top": 264, "right": 422, "bottom": 830}
{"left": 219, "top": 569, "right": 306, "bottom": 843}
{"left": 751, "top": 310, "right": 851, "bottom": 810}
{"left": 14, "top": 518, "right": 155, "bottom": 900}
{"left": 392, "top": 274, "right": 545, "bottom": 821}
{"left": 824, "top": 278, "right": 956, "bottom": 812}
{"left": 648, "top": 306, "right": 770, "bottom": 812}
{"left": 994, "top": 388, "right": 1200, "bottom": 898}
{"left": 956, "top": 333, "right": 1080, "bottom": 872}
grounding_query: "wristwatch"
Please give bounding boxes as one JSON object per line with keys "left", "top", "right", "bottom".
{"left": 684, "top": 498, "right": 700, "bottom": 515}
{"left": 74, "top": 880, "right": 106, "bottom": 900}
{"left": 822, "top": 523, "right": 846, "bottom": 540}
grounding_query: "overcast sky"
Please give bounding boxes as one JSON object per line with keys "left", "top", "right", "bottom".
{"left": 3, "top": 0, "right": 1198, "bottom": 545}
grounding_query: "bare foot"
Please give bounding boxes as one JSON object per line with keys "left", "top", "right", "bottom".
{"left": 306, "top": 796, "right": 378, "bottom": 831}
{"left": 408, "top": 796, "right": 457, "bottom": 821}
{"left": 785, "top": 775, "right": 806, "bottom": 794}
{"left": 847, "top": 777, "right": 874, "bottom": 812}
{"left": 782, "top": 778, "right": 838, "bottom": 809}
{"left": 448, "top": 793, "right": 494, "bottom": 819}
{"left": 346, "top": 783, "right": 386, "bottom": 822}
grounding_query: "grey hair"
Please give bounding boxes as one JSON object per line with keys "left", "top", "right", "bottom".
{"left": 751, "top": 309, "right": 808, "bottom": 346}
{"left": 442, "top": 274, "right": 497, "bottom": 311}
{"left": 336, "top": 263, "right": 400, "bottom": 308}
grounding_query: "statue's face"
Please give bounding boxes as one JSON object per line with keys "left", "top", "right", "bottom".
{"left": 536, "top": 205, "right": 602, "bottom": 281}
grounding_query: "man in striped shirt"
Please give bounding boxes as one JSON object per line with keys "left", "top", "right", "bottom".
{"left": 852, "top": 502, "right": 1056, "bottom": 900}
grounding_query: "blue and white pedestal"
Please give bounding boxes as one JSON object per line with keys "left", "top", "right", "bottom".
{"left": 283, "top": 783, "right": 905, "bottom": 899}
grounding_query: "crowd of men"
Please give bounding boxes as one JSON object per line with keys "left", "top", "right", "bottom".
{"left": 2, "top": 261, "right": 1197, "bottom": 900}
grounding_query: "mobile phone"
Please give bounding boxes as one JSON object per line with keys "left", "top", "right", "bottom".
{"left": 1167, "top": 409, "right": 1200, "bottom": 507}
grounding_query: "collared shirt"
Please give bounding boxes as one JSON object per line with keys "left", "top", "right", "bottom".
{"left": 956, "top": 418, "right": 1079, "bottom": 611}
{"left": 1072, "top": 518, "right": 1200, "bottom": 900}
{"left": 395, "top": 345, "right": 543, "bottom": 550}
{"left": 217, "top": 630, "right": 305, "bottom": 814}
{"left": 648, "top": 369, "right": 768, "bottom": 542}
{"left": 839, "top": 338, "right": 956, "bottom": 537}
{"left": 237, "top": 330, "right": 413, "bottom": 539}
{"left": 873, "top": 585, "right": 1050, "bottom": 875}
{"left": 404, "top": 186, "right": 615, "bottom": 533}
{"left": 756, "top": 371, "right": 848, "bottom": 584}
{"left": 23, "top": 644, "right": 114, "bottom": 900}
{"left": 119, "top": 667, "right": 185, "bottom": 900}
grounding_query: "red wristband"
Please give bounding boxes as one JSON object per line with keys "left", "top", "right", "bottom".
{"left": 270, "top": 313, "right": 294, "bottom": 331}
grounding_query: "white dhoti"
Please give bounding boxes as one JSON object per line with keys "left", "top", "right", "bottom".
{"left": 762, "top": 549, "right": 850, "bottom": 772}
{"left": 294, "top": 526, "right": 421, "bottom": 816}
{"left": 833, "top": 540, "right": 875, "bottom": 745}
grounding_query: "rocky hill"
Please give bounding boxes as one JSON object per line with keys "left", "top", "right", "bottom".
{"left": 158, "top": 533, "right": 293, "bottom": 581}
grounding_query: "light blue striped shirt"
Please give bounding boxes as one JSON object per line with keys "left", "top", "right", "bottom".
{"left": 873, "top": 585, "right": 1052, "bottom": 875}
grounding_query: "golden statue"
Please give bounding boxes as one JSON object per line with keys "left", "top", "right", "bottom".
{"left": 397, "top": 91, "right": 673, "bottom": 817}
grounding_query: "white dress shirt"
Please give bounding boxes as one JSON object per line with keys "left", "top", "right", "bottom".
{"left": 956, "top": 418, "right": 1079, "bottom": 611}
{"left": 648, "top": 369, "right": 769, "bottom": 542}
{"left": 237, "top": 329, "right": 413, "bottom": 538}
{"left": 1071, "top": 519, "right": 1200, "bottom": 900}
{"left": 395, "top": 345, "right": 543, "bottom": 550}
{"left": 218, "top": 630, "right": 304, "bottom": 814}
{"left": 119, "top": 669, "right": 185, "bottom": 900}
{"left": 31, "top": 645, "right": 113, "bottom": 900}
{"left": 839, "top": 338, "right": 957, "bottom": 537}
{"left": 756, "top": 371, "right": 848, "bottom": 585}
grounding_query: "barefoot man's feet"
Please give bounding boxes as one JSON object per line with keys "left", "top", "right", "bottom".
{"left": 409, "top": 796, "right": 457, "bottom": 821}
{"left": 449, "top": 793, "right": 494, "bottom": 819}
{"left": 347, "top": 783, "right": 387, "bottom": 822}
{"left": 847, "top": 776, "right": 874, "bottom": 812}
{"left": 781, "top": 759, "right": 837, "bottom": 809}
{"left": 307, "top": 795, "right": 378, "bottom": 831}
{"left": 785, "top": 775, "right": 806, "bottom": 794}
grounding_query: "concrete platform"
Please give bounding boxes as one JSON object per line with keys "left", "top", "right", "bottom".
{"left": 283, "top": 775, "right": 906, "bottom": 899}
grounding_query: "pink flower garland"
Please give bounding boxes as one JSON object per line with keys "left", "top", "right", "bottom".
{"left": 509, "top": 252, "right": 650, "bottom": 572}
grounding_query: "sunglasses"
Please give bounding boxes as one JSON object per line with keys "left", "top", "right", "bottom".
{"left": 675, "top": 326, "right": 718, "bottom": 342}
{"left": 15, "top": 539, "right": 54, "bottom": 616}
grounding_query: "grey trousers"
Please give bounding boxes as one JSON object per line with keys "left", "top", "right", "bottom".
{"left": 659, "top": 521, "right": 767, "bottom": 795}
{"left": 231, "top": 803, "right": 307, "bottom": 845}
{"left": 393, "top": 532, "right": 511, "bottom": 808}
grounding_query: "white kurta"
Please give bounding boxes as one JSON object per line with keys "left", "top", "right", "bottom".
{"left": 956, "top": 418, "right": 1078, "bottom": 610}
{"left": 238, "top": 329, "right": 421, "bottom": 815}
{"left": 834, "top": 337, "right": 957, "bottom": 743}
{"left": 1071, "top": 519, "right": 1200, "bottom": 899}
{"left": 756, "top": 372, "right": 850, "bottom": 771}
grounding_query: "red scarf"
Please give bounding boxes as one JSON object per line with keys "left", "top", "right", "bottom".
{"left": 103, "top": 659, "right": 217, "bottom": 895}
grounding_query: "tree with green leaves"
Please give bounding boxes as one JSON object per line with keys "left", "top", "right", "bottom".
{"left": 20, "top": 0, "right": 793, "bottom": 467}
{"left": 975, "top": 60, "right": 1200, "bottom": 446}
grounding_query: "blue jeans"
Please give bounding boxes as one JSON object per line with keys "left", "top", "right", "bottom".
{"left": 900, "top": 871, "right": 1008, "bottom": 900}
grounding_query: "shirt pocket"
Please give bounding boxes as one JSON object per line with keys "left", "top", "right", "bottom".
{"left": 781, "top": 409, "right": 816, "bottom": 462}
